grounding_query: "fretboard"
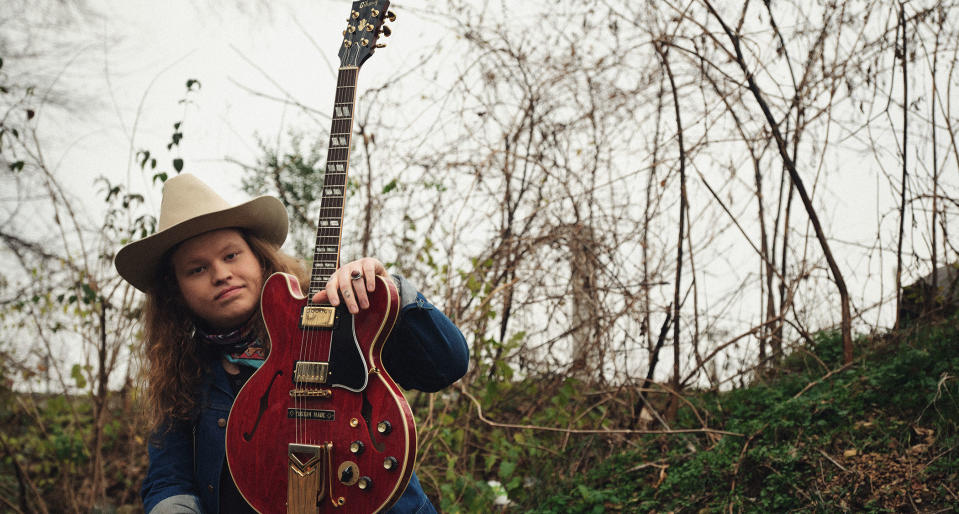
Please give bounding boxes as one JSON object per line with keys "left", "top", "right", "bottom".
{"left": 309, "top": 67, "right": 359, "bottom": 299}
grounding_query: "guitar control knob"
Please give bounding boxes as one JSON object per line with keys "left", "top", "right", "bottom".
{"left": 349, "top": 441, "right": 365, "bottom": 455}
{"left": 383, "top": 456, "right": 398, "bottom": 471}
{"left": 376, "top": 421, "right": 392, "bottom": 434}
{"left": 357, "top": 476, "right": 373, "bottom": 490}
{"left": 340, "top": 466, "right": 354, "bottom": 484}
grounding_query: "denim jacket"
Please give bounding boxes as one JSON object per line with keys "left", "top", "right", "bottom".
{"left": 141, "top": 288, "right": 469, "bottom": 514}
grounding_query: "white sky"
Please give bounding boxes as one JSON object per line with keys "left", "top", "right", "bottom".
{"left": 43, "top": 0, "right": 444, "bottom": 207}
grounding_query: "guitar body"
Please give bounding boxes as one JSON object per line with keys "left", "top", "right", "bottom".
{"left": 226, "top": 272, "right": 416, "bottom": 513}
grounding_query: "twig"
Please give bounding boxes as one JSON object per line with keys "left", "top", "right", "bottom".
{"left": 942, "top": 483, "right": 959, "bottom": 502}
{"left": 457, "top": 384, "right": 743, "bottom": 437}
{"left": 817, "top": 449, "right": 848, "bottom": 472}
{"left": 0, "top": 434, "right": 49, "bottom": 514}
{"left": 792, "top": 361, "right": 855, "bottom": 400}
{"left": 923, "top": 444, "right": 957, "bottom": 469}
{"left": 624, "top": 461, "right": 669, "bottom": 474}
{"left": 729, "top": 421, "right": 768, "bottom": 497}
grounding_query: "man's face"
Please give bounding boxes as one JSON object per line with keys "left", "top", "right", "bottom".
{"left": 171, "top": 228, "right": 264, "bottom": 330}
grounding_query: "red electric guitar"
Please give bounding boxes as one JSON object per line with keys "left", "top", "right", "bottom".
{"left": 226, "top": 3, "right": 413, "bottom": 513}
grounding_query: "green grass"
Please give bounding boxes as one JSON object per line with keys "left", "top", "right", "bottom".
{"left": 511, "top": 318, "right": 959, "bottom": 513}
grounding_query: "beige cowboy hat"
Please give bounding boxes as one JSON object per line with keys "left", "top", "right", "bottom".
{"left": 115, "top": 173, "right": 288, "bottom": 292}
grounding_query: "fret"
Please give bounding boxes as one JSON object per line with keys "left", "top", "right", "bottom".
{"left": 326, "top": 149, "right": 349, "bottom": 162}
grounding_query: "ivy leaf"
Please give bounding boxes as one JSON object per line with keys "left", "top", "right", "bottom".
{"left": 382, "top": 179, "right": 398, "bottom": 194}
{"left": 497, "top": 460, "right": 516, "bottom": 480}
{"left": 71, "top": 364, "right": 87, "bottom": 389}
{"left": 173, "top": 158, "right": 183, "bottom": 172}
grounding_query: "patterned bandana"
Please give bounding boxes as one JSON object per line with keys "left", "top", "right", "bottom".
{"left": 193, "top": 316, "right": 267, "bottom": 368}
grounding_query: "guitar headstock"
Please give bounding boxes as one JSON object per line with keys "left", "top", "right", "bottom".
{"left": 338, "top": 0, "right": 394, "bottom": 68}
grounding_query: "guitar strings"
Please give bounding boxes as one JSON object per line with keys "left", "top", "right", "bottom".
{"left": 298, "top": 64, "right": 358, "bottom": 449}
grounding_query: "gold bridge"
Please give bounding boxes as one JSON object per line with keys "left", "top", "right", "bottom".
{"left": 288, "top": 442, "right": 331, "bottom": 513}
{"left": 290, "top": 388, "right": 333, "bottom": 399}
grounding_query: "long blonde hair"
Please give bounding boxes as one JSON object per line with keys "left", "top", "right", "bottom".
{"left": 141, "top": 230, "right": 308, "bottom": 429}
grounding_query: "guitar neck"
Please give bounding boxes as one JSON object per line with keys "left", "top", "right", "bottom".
{"left": 309, "top": 66, "right": 359, "bottom": 299}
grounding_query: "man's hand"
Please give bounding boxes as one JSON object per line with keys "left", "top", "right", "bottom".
{"left": 311, "top": 257, "right": 388, "bottom": 314}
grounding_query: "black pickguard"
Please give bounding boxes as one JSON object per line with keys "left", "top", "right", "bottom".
{"left": 327, "top": 304, "right": 368, "bottom": 391}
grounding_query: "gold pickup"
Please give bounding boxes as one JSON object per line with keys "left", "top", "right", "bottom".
{"left": 294, "top": 361, "right": 329, "bottom": 384}
{"left": 301, "top": 306, "right": 336, "bottom": 328}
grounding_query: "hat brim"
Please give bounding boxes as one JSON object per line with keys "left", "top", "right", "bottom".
{"left": 115, "top": 196, "right": 289, "bottom": 292}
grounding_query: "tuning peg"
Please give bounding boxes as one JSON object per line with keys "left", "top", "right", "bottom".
{"left": 371, "top": 8, "right": 380, "bottom": 17}
{"left": 380, "top": 25, "right": 392, "bottom": 37}
{"left": 387, "top": 10, "right": 397, "bottom": 22}
{"left": 375, "top": 43, "right": 387, "bottom": 49}
{"left": 351, "top": 10, "right": 360, "bottom": 19}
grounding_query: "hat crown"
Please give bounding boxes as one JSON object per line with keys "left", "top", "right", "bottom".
{"left": 158, "top": 174, "right": 232, "bottom": 231}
